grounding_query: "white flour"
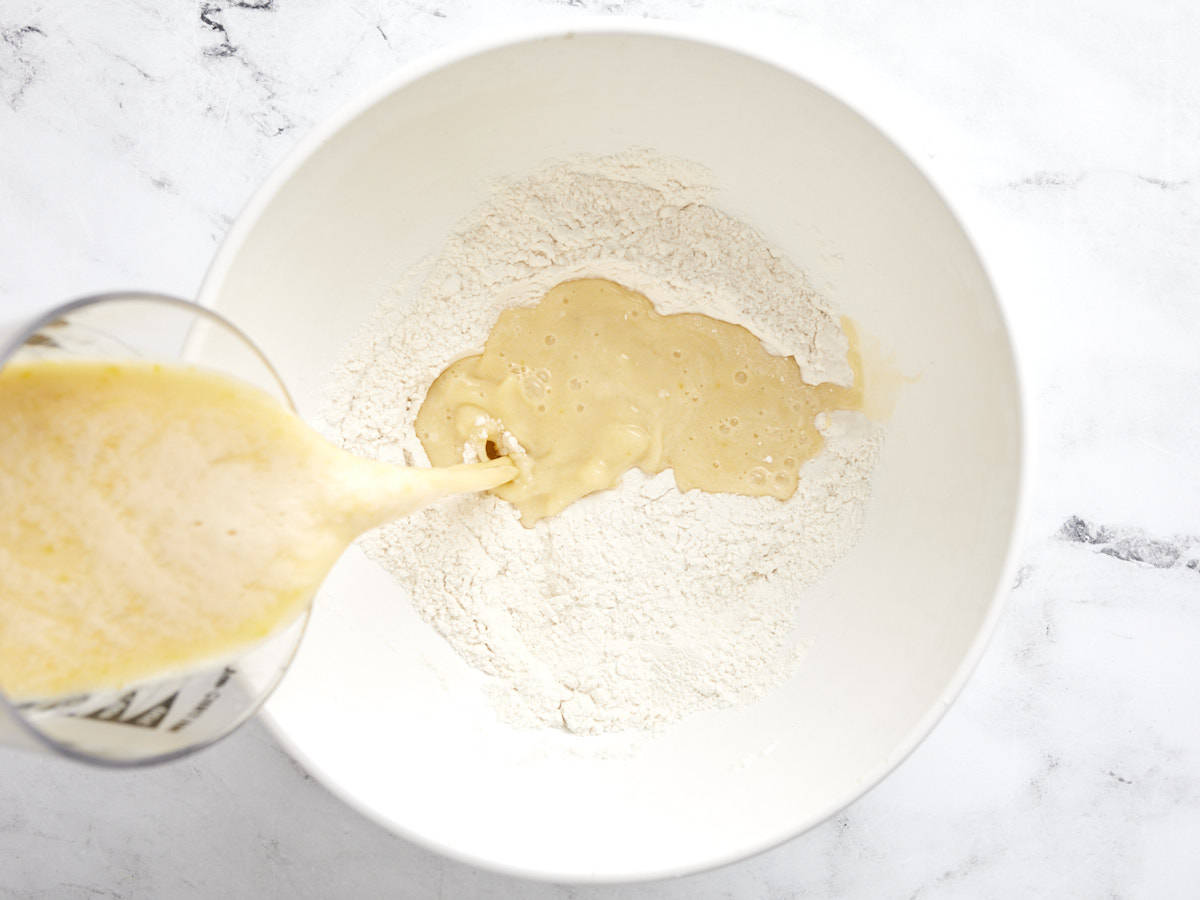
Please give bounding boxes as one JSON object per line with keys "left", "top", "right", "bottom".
{"left": 326, "top": 151, "right": 883, "bottom": 735}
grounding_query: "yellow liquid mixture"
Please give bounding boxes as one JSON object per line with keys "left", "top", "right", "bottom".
{"left": 0, "top": 361, "right": 514, "bottom": 700}
{"left": 417, "top": 278, "right": 865, "bottom": 525}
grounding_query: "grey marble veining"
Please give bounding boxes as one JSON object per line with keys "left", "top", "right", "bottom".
{"left": 2, "top": 1, "right": 1199, "bottom": 896}
{"left": 1060, "top": 516, "right": 1200, "bottom": 572}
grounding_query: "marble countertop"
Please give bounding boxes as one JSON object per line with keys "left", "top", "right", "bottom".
{"left": 2, "top": 1, "right": 1198, "bottom": 896}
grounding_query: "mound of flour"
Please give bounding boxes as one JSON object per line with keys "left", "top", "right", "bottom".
{"left": 325, "top": 152, "right": 883, "bottom": 734}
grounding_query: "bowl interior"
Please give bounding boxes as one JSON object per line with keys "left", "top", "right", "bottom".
{"left": 198, "top": 31, "right": 1021, "bottom": 881}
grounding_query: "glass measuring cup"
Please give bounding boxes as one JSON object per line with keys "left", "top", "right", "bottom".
{"left": 0, "top": 294, "right": 310, "bottom": 765}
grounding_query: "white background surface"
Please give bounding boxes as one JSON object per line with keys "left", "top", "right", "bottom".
{"left": 2, "top": 1, "right": 1198, "bottom": 897}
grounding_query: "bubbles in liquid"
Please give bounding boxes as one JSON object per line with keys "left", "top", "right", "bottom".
{"left": 520, "top": 368, "right": 553, "bottom": 402}
{"left": 416, "top": 278, "right": 866, "bottom": 519}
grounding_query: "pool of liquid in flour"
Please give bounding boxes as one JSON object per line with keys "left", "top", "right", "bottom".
{"left": 416, "top": 278, "right": 866, "bottom": 525}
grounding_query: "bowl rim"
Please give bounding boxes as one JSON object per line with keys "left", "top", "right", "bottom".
{"left": 197, "top": 16, "right": 1031, "bottom": 885}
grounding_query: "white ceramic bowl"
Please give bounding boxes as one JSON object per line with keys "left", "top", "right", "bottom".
{"left": 197, "top": 24, "right": 1024, "bottom": 882}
